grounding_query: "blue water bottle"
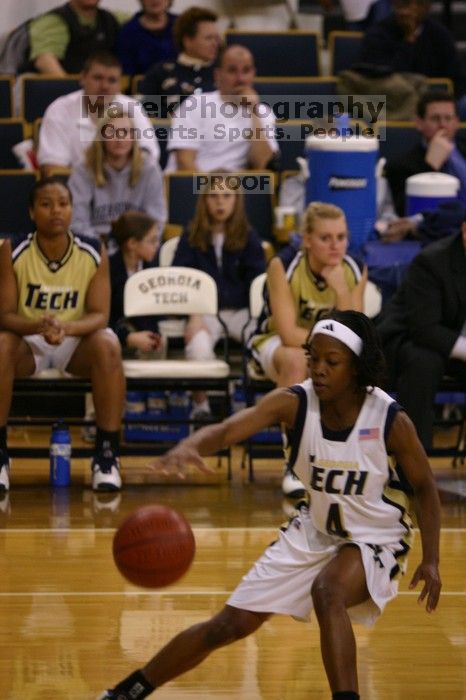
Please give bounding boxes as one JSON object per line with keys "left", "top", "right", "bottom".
{"left": 50, "top": 421, "right": 71, "bottom": 487}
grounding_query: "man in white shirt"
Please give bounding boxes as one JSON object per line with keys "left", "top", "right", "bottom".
{"left": 38, "top": 50, "right": 160, "bottom": 177}
{"left": 166, "top": 44, "right": 279, "bottom": 172}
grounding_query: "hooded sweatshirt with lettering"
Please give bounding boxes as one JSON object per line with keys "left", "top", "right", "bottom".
{"left": 68, "top": 153, "right": 166, "bottom": 241}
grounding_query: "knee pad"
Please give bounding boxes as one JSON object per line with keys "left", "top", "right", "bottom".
{"left": 186, "top": 329, "right": 215, "bottom": 361}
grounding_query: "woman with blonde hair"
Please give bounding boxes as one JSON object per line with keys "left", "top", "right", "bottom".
{"left": 249, "top": 201, "right": 367, "bottom": 388}
{"left": 69, "top": 106, "right": 166, "bottom": 243}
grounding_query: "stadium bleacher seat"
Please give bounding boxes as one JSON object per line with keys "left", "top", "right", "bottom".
{"left": 377, "top": 121, "right": 420, "bottom": 163}
{"left": 327, "top": 30, "right": 363, "bottom": 74}
{"left": 20, "top": 75, "right": 81, "bottom": 124}
{"left": 225, "top": 30, "right": 321, "bottom": 77}
{"left": 0, "top": 75, "right": 14, "bottom": 118}
{"left": 0, "top": 118, "right": 25, "bottom": 169}
{"left": 0, "top": 170, "right": 38, "bottom": 236}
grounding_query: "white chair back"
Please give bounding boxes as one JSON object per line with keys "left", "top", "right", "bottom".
{"left": 363, "top": 280, "right": 382, "bottom": 319}
{"left": 124, "top": 266, "right": 219, "bottom": 318}
{"left": 158, "top": 236, "right": 180, "bottom": 267}
{"left": 249, "top": 272, "right": 267, "bottom": 320}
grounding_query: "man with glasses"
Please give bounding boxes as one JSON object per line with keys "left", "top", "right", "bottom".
{"left": 384, "top": 91, "right": 466, "bottom": 219}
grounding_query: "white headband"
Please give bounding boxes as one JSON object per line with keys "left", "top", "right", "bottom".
{"left": 310, "top": 320, "right": 363, "bottom": 356}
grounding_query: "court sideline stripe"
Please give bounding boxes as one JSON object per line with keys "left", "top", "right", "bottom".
{"left": 1, "top": 527, "right": 466, "bottom": 534}
{"left": 0, "top": 590, "right": 464, "bottom": 597}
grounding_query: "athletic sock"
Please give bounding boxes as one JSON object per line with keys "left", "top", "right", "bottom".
{"left": 332, "top": 692, "right": 360, "bottom": 700}
{"left": 0, "top": 426, "right": 7, "bottom": 452}
{"left": 112, "top": 669, "right": 155, "bottom": 699}
{"left": 95, "top": 428, "right": 120, "bottom": 455}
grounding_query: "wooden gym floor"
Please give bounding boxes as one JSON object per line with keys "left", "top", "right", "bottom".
{"left": 0, "top": 426, "right": 465, "bottom": 700}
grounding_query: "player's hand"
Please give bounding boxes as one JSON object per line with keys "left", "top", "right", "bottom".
{"left": 148, "top": 445, "right": 214, "bottom": 479}
{"left": 128, "top": 330, "right": 162, "bottom": 353}
{"left": 382, "top": 218, "right": 417, "bottom": 242}
{"left": 232, "top": 85, "right": 260, "bottom": 110}
{"left": 355, "top": 264, "right": 368, "bottom": 290}
{"left": 425, "top": 130, "right": 454, "bottom": 170}
{"left": 409, "top": 561, "right": 442, "bottom": 612}
{"left": 320, "top": 263, "right": 347, "bottom": 293}
{"left": 41, "top": 315, "right": 65, "bottom": 345}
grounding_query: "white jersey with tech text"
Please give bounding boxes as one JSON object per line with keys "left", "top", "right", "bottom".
{"left": 288, "top": 379, "right": 413, "bottom": 549}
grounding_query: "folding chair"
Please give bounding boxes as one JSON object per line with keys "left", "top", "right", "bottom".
{"left": 255, "top": 77, "right": 338, "bottom": 123}
{"left": 0, "top": 170, "right": 38, "bottom": 236}
{"left": 240, "top": 272, "right": 278, "bottom": 480}
{"left": 327, "top": 31, "right": 363, "bottom": 75}
{"left": 0, "top": 118, "right": 25, "bottom": 169}
{"left": 157, "top": 235, "right": 185, "bottom": 338}
{"left": 255, "top": 76, "right": 338, "bottom": 98}
{"left": 275, "top": 119, "right": 308, "bottom": 170}
{"left": 0, "top": 75, "right": 14, "bottom": 118}
{"left": 427, "top": 77, "right": 454, "bottom": 94}
{"left": 122, "top": 266, "right": 233, "bottom": 475}
{"left": 20, "top": 75, "right": 81, "bottom": 124}
{"left": 158, "top": 235, "right": 180, "bottom": 266}
{"left": 224, "top": 30, "right": 320, "bottom": 77}
{"left": 377, "top": 121, "right": 420, "bottom": 163}
{"left": 131, "top": 74, "right": 144, "bottom": 95}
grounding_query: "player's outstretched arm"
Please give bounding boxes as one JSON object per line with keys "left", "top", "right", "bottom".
{"left": 150, "top": 387, "right": 299, "bottom": 478}
{"left": 386, "top": 410, "right": 442, "bottom": 612}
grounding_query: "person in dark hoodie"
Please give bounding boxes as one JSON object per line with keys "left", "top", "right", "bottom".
{"left": 68, "top": 105, "right": 166, "bottom": 244}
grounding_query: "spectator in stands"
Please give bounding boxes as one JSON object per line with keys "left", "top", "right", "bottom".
{"left": 172, "top": 173, "right": 266, "bottom": 420}
{"left": 117, "top": 0, "right": 177, "bottom": 77}
{"left": 139, "top": 6, "right": 220, "bottom": 118}
{"left": 109, "top": 210, "right": 163, "bottom": 355}
{"left": 166, "top": 44, "right": 279, "bottom": 172}
{"left": 0, "top": 177, "right": 125, "bottom": 493}
{"left": 37, "top": 51, "right": 160, "bottom": 177}
{"left": 28, "top": 0, "right": 121, "bottom": 76}
{"left": 248, "top": 202, "right": 367, "bottom": 387}
{"left": 383, "top": 91, "right": 466, "bottom": 238}
{"left": 68, "top": 106, "right": 166, "bottom": 243}
{"left": 377, "top": 223, "right": 466, "bottom": 449}
{"left": 358, "top": 1, "right": 466, "bottom": 100}
{"left": 319, "top": 0, "right": 391, "bottom": 30}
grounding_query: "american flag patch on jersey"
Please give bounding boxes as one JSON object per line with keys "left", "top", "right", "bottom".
{"left": 358, "top": 427, "right": 380, "bottom": 441}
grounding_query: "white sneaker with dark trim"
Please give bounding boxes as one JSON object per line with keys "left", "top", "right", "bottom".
{"left": 0, "top": 456, "right": 10, "bottom": 492}
{"left": 91, "top": 452, "right": 122, "bottom": 491}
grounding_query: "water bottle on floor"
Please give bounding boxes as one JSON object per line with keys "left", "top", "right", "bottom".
{"left": 50, "top": 421, "right": 71, "bottom": 487}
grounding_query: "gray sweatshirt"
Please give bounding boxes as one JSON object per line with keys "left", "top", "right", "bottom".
{"left": 69, "top": 154, "right": 167, "bottom": 240}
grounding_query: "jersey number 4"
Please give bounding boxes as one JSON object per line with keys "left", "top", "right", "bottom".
{"left": 326, "top": 503, "right": 349, "bottom": 538}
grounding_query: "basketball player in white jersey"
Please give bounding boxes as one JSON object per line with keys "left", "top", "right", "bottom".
{"left": 99, "top": 310, "right": 441, "bottom": 700}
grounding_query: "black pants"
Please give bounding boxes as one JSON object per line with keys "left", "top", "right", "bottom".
{"left": 384, "top": 339, "right": 466, "bottom": 449}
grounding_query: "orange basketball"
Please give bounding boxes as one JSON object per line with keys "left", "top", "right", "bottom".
{"left": 112, "top": 504, "right": 195, "bottom": 588}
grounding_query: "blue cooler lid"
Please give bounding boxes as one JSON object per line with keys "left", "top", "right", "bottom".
{"left": 305, "top": 135, "right": 379, "bottom": 153}
{"left": 406, "top": 172, "right": 460, "bottom": 197}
